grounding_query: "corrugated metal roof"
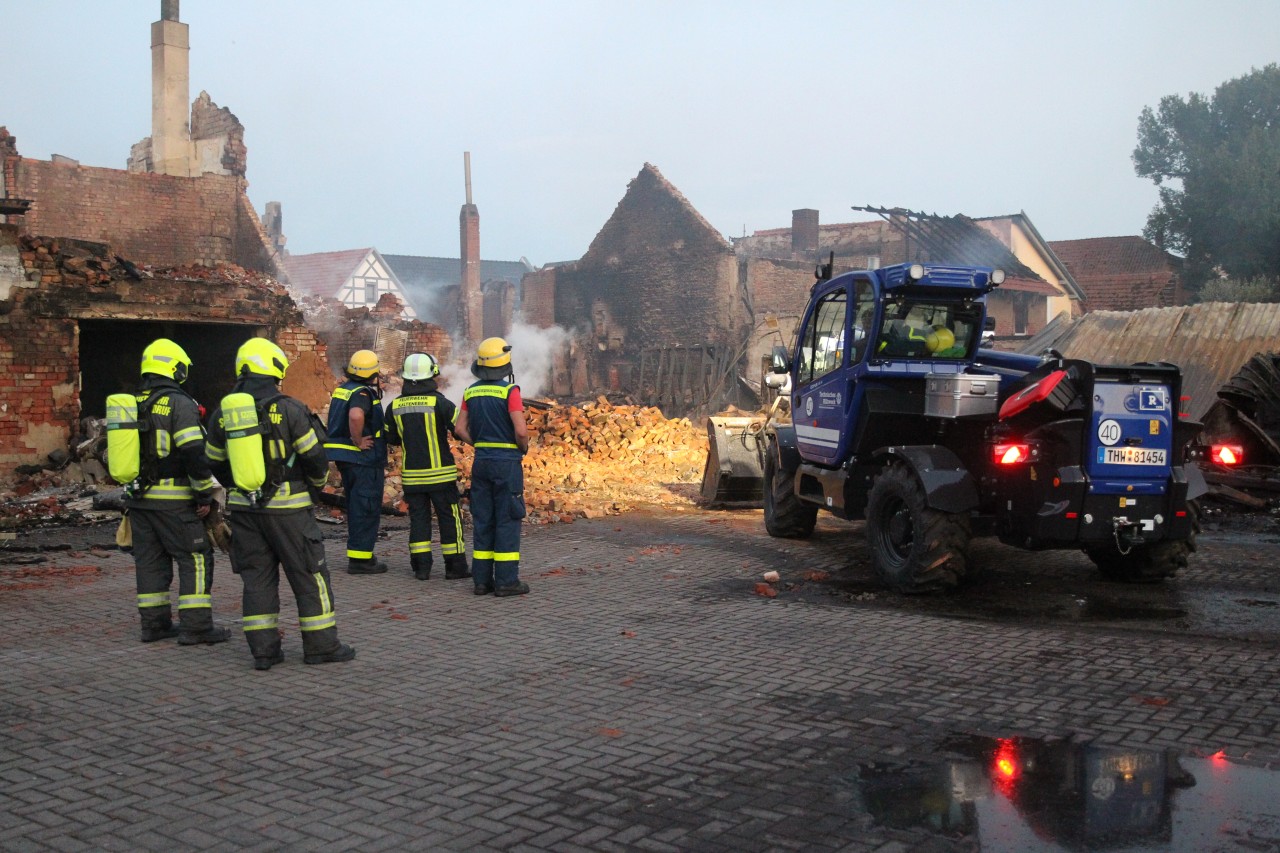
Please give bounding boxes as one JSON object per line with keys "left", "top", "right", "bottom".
{"left": 1019, "top": 302, "right": 1280, "bottom": 421}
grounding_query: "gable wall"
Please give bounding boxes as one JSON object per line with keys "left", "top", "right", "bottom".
{"left": 335, "top": 253, "right": 416, "bottom": 319}
{"left": 563, "top": 171, "right": 739, "bottom": 352}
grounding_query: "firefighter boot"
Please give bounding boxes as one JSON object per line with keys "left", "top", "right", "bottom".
{"left": 411, "top": 554, "right": 432, "bottom": 581}
{"left": 140, "top": 623, "right": 179, "bottom": 643}
{"left": 494, "top": 582, "right": 531, "bottom": 597}
{"left": 304, "top": 643, "right": 357, "bottom": 665}
{"left": 444, "top": 554, "right": 471, "bottom": 580}
{"left": 179, "top": 625, "right": 231, "bottom": 645}
{"left": 347, "top": 557, "right": 388, "bottom": 575}
{"left": 253, "top": 650, "right": 285, "bottom": 671}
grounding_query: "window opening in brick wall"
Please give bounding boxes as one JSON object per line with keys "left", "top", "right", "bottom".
{"left": 79, "top": 320, "right": 245, "bottom": 419}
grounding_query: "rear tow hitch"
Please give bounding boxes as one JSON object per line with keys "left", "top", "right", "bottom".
{"left": 1111, "top": 516, "right": 1145, "bottom": 555}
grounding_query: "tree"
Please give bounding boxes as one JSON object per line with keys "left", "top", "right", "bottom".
{"left": 1133, "top": 64, "right": 1280, "bottom": 290}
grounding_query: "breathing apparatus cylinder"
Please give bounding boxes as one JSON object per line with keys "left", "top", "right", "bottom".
{"left": 105, "top": 393, "right": 143, "bottom": 486}
{"left": 221, "top": 392, "right": 268, "bottom": 496}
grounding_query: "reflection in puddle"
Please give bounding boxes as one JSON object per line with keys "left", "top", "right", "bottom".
{"left": 841, "top": 735, "right": 1280, "bottom": 851}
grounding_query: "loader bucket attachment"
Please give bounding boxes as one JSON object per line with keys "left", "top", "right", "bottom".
{"left": 700, "top": 416, "right": 765, "bottom": 506}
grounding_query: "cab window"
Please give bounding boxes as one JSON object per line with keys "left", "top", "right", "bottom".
{"left": 874, "top": 300, "right": 979, "bottom": 360}
{"left": 796, "top": 290, "right": 848, "bottom": 384}
{"left": 850, "top": 279, "right": 875, "bottom": 364}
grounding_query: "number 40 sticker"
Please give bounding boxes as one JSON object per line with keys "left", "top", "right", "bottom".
{"left": 1097, "top": 419, "right": 1122, "bottom": 446}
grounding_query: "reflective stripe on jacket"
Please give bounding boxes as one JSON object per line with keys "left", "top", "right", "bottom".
{"left": 324, "top": 380, "right": 385, "bottom": 466}
{"left": 463, "top": 380, "right": 521, "bottom": 459}
{"left": 387, "top": 391, "right": 458, "bottom": 490}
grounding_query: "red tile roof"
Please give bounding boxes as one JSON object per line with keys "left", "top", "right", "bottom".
{"left": 284, "top": 248, "right": 373, "bottom": 299}
{"left": 1049, "top": 236, "right": 1180, "bottom": 277}
{"left": 1048, "top": 237, "right": 1183, "bottom": 312}
{"left": 1000, "top": 276, "right": 1060, "bottom": 296}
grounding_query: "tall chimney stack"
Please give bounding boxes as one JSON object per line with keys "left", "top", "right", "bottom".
{"left": 151, "top": 0, "right": 192, "bottom": 176}
{"left": 459, "top": 152, "right": 482, "bottom": 347}
{"left": 791, "top": 209, "right": 819, "bottom": 260}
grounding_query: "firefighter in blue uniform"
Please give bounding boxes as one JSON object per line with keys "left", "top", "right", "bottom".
{"left": 124, "top": 338, "right": 229, "bottom": 645}
{"left": 205, "top": 338, "right": 355, "bottom": 671}
{"left": 385, "top": 352, "right": 470, "bottom": 581}
{"left": 454, "top": 337, "right": 530, "bottom": 597}
{"left": 324, "top": 349, "right": 388, "bottom": 574}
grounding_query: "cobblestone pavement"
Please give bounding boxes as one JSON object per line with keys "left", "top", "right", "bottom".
{"left": 3, "top": 507, "right": 1279, "bottom": 852}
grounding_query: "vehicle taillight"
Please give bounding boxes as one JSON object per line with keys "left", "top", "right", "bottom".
{"left": 1210, "top": 444, "right": 1244, "bottom": 465}
{"left": 992, "top": 738, "right": 1021, "bottom": 793}
{"left": 993, "top": 443, "right": 1031, "bottom": 465}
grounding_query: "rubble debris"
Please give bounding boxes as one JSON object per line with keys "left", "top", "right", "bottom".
{"left": 1200, "top": 352, "right": 1280, "bottom": 512}
{"left": 450, "top": 397, "right": 708, "bottom": 523}
{"left": 2, "top": 396, "right": 710, "bottom": 535}
{"left": 1208, "top": 482, "right": 1270, "bottom": 510}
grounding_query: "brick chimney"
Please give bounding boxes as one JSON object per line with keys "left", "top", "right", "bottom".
{"left": 791, "top": 209, "right": 819, "bottom": 260}
{"left": 150, "top": 0, "right": 193, "bottom": 177}
{"left": 459, "top": 151, "right": 482, "bottom": 348}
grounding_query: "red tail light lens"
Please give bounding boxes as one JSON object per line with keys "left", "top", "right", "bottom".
{"left": 1210, "top": 444, "right": 1244, "bottom": 465}
{"left": 992, "top": 738, "right": 1021, "bottom": 794}
{"left": 993, "top": 443, "right": 1031, "bottom": 465}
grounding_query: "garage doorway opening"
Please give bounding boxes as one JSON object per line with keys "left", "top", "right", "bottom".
{"left": 79, "top": 320, "right": 256, "bottom": 419}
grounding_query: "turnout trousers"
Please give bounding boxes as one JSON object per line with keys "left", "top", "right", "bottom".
{"left": 406, "top": 483, "right": 465, "bottom": 561}
{"left": 469, "top": 456, "right": 525, "bottom": 590}
{"left": 229, "top": 510, "right": 341, "bottom": 659}
{"left": 130, "top": 506, "right": 216, "bottom": 633}
{"left": 337, "top": 461, "right": 384, "bottom": 561}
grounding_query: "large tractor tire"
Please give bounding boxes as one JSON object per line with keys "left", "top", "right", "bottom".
{"left": 1085, "top": 501, "right": 1200, "bottom": 583}
{"left": 762, "top": 443, "right": 817, "bottom": 539}
{"left": 866, "top": 462, "right": 971, "bottom": 594}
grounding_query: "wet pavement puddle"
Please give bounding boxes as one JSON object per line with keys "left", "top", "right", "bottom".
{"left": 838, "top": 735, "right": 1280, "bottom": 851}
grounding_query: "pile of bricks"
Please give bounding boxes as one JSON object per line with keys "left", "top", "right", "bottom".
{"left": 385, "top": 397, "right": 709, "bottom": 523}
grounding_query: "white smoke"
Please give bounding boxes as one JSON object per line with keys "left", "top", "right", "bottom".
{"left": 506, "top": 319, "right": 570, "bottom": 399}
{"left": 437, "top": 361, "right": 473, "bottom": 404}
{"left": 435, "top": 319, "right": 571, "bottom": 403}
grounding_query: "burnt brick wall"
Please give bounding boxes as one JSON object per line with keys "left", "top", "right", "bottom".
{"left": 482, "top": 281, "right": 515, "bottom": 339}
{"left": 743, "top": 256, "right": 814, "bottom": 384}
{"left": 0, "top": 232, "right": 323, "bottom": 473}
{"left": 0, "top": 313, "right": 78, "bottom": 460}
{"left": 747, "top": 256, "right": 813, "bottom": 320}
{"left": 12, "top": 157, "right": 275, "bottom": 273}
{"left": 556, "top": 169, "right": 738, "bottom": 353}
{"left": 520, "top": 268, "right": 555, "bottom": 328}
{"left": 190, "top": 91, "right": 247, "bottom": 178}
{"left": 406, "top": 326, "right": 453, "bottom": 362}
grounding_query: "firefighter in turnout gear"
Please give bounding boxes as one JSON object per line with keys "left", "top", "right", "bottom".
{"left": 119, "top": 338, "right": 229, "bottom": 644}
{"left": 454, "top": 337, "right": 530, "bottom": 597}
{"left": 325, "top": 349, "right": 388, "bottom": 574}
{"left": 205, "top": 338, "right": 355, "bottom": 671}
{"left": 385, "top": 352, "right": 470, "bottom": 581}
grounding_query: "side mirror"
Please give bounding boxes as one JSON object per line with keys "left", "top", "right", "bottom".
{"left": 984, "top": 316, "right": 997, "bottom": 332}
{"left": 764, "top": 372, "right": 789, "bottom": 390}
{"left": 770, "top": 345, "right": 790, "bottom": 374}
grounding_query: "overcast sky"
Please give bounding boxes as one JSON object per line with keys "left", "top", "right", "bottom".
{"left": 4, "top": 1, "right": 1278, "bottom": 266}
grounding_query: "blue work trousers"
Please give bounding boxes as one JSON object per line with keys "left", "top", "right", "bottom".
{"left": 337, "top": 462, "right": 384, "bottom": 561}
{"left": 469, "top": 456, "right": 525, "bottom": 589}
